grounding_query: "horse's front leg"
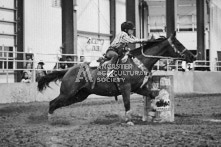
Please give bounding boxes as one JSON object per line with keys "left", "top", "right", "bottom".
{"left": 120, "top": 84, "right": 134, "bottom": 125}
{"left": 135, "top": 86, "right": 159, "bottom": 122}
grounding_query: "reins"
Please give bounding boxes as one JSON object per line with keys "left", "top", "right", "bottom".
{"left": 140, "top": 39, "right": 185, "bottom": 60}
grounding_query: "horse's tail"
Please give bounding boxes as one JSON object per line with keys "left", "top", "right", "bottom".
{"left": 38, "top": 70, "right": 68, "bottom": 92}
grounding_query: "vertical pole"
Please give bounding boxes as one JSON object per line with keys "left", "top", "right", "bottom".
{"left": 170, "top": 76, "right": 174, "bottom": 122}
{"left": 143, "top": 3, "right": 149, "bottom": 38}
{"left": 166, "top": 0, "right": 176, "bottom": 37}
{"left": 126, "top": 0, "right": 137, "bottom": 49}
{"left": 196, "top": 0, "right": 205, "bottom": 60}
{"left": 98, "top": 0, "right": 100, "bottom": 37}
{"left": 139, "top": 0, "right": 148, "bottom": 39}
{"left": 62, "top": 0, "right": 74, "bottom": 55}
{"left": 32, "top": 54, "right": 36, "bottom": 82}
{"left": 126, "top": 0, "right": 136, "bottom": 25}
{"left": 6, "top": 49, "right": 9, "bottom": 83}
{"left": 16, "top": 0, "right": 24, "bottom": 82}
{"left": 110, "top": 0, "right": 116, "bottom": 42}
{"left": 139, "top": 0, "right": 146, "bottom": 39}
{"left": 14, "top": 0, "right": 17, "bottom": 79}
{"left": 73, "top": 0, "right": 77, "bottom": 62}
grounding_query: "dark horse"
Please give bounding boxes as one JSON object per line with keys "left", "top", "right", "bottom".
{"left": 38, "top": 33, "right": 196, "bottom": 124}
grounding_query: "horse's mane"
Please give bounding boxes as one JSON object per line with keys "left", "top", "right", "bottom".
{"left": 129, "top": 37, "right": 167, "bottom": 56}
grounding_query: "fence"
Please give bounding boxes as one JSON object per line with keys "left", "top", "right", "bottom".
{"left": 1, "top": 50, "right": 221, "bottom": 83}
{"left": 0, "top": 50, "right": 100, "bottom": 83}
{"left": 153, "top": 59, "right": 221, "bottom": 72}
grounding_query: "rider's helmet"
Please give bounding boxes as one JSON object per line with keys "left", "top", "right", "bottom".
{"left": 121, "top": 21, "right": 135, "bottom": 32}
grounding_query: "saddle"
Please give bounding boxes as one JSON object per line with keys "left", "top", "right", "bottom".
{"left": 89, "top": 50, "right": 132, "bottom": 69}
{"left": 89, "top": 54, "right": 109, "bottom": 68}
{"left": 89, "top": 52, "right": 130, "bottom": 90}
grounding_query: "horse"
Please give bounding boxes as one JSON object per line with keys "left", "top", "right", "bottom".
{"left": 38, "top": 32, "right": 196, "bottom": 124}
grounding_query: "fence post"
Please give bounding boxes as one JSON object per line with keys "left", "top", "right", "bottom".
{"left": 32, "top": 54, "right": 36, "bottom": 82}
{"left": 6, "top": 50, "right": 9, "bottom": 83}
{"left": 166, "top": 59, "right": 169, "bottom": 71}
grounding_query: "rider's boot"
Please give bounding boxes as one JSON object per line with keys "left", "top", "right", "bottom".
{"left": 121, "top": 49, "right": 130, "bottom": 63}
{"left": 107, "top": 57, "right": 118, "bottom": 78}
{"left": 107, "top": 69, "right": 114, "bottom": 77}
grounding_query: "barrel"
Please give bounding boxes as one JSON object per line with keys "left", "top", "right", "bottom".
{"left": 143, "top": 75, "right": 174, "bottom": 122}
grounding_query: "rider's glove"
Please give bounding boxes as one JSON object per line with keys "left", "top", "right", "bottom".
{"left": 140, "top": 38, "right": 149, "bottom": 43}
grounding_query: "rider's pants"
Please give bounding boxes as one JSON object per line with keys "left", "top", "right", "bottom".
{"left": 106, "top": 50, "right": 118, "bottom": 66}
{"left": 105, "top": 50, "right": 118, "bottom": 76}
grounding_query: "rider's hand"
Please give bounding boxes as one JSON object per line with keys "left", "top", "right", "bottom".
{"left": 141, "top": 38, "right": 149, "bottom": 43}
{"left": 124, "top": 47, "right": 130, "bottom": 51}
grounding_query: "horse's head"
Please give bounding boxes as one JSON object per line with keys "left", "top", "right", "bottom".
{"left": 167, "top": 32, "right": 196, "bottom": 63}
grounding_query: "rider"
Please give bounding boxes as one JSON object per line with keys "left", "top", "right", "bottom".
{"left": 106, "top": 21, "right": 148, "bottom": 77}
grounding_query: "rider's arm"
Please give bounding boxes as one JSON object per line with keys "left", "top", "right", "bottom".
{"left": 131, "top": 35, "right": 149, "bottom": 43}
{"left": 122, "top": 34, "right": 148, "bottom": 43}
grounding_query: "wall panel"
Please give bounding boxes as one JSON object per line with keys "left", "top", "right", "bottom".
{"left": 0, "top": 23, "right": 14, "bottom": 34}
{"left": 0, "top": 11, "right": 14, "bottom": 21}
{"left": 24, "top": 0, "right": 62, "bottom": 69}
{"left": 209, "top": 0, "right": 221, "bottom": 66}
{"left": 116, "top": 0, "right": 126, "bottom": 34}
{"left": 77, "top": 0, "right": 99, "bottom": 33}
{"left": 0, "top": 0, "right": 14, "bottom": 8}
{"left": 99, "top": 0, "right": 110, "bottom": 34}
{"left": 77, "top": 0, "right": 111, "bottom": 62}
{"left": 0, "top": 0, "right": 15, "bottom": 47}
{"left": 0, "top": 36, "right": 14, "bottom": 46}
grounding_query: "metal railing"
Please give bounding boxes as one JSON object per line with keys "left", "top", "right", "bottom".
{"left": 0, "top": 50, "right": 89, "bottom": 83}
{"left": 1, "top": 50, "right": 221, "bottom": 83}
{"left": 152, "top": 59, "right": 221, "bottom": 72}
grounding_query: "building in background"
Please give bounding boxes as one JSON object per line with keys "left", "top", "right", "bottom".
{"left": 0, "top": 0, "right": 221, "bottom": 83}
{"left": 147, "top": 0, "right": 209, "bottom": 55}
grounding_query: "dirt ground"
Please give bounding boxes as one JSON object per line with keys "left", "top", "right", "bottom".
{"left": 1, "top": 94, "right": 221, "bottom": 147}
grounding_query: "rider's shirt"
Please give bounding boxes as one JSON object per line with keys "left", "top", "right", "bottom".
{"left": 110, "top": 31, "right": 143, "bottom": 48}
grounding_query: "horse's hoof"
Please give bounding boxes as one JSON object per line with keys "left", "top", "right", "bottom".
{"left": 125, "top": 110, "right": 133, "bottom": 117}
{"left": 125, "top": 110, "right": 133, "bottom": 122}
{"left": 48, "top": 113, "right": 52, "bottom": 121}
{"left": 148, "top": 111, "right": 156, "bottom": 117}
{"left": 142, "top": 115, "right": 153, "bottom": 122}
{"left": 142, "top": 116, "right": 147, "bottom": 122}
{"left": 147, "top": 116, "right": 153, "bottom": 122}
{"left": 127, "top": 121, "right": 134, "bottom": 126}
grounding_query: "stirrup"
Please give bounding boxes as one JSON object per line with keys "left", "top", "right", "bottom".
{"left": 121, "top": 55, "right": 128, "bottom": 63}
{"left": 107, "top": 70, "right": 114, "bottom": 77}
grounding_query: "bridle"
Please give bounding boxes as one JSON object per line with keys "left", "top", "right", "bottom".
{"left": 168, "top": 38, "right": 187, "bottom": 58}
{"left": 141, "top": 38, "right": 186, "bottom": 60}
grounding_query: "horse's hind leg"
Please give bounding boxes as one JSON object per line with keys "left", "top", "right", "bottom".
{"left": 120, "top": 84, "right": 134, "bottom": 124}
{"left": 48, "top": 94, "right": 67, "bottom": 115}
{"left": 48, "top": 89, "right": 90, "bottom": 115}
